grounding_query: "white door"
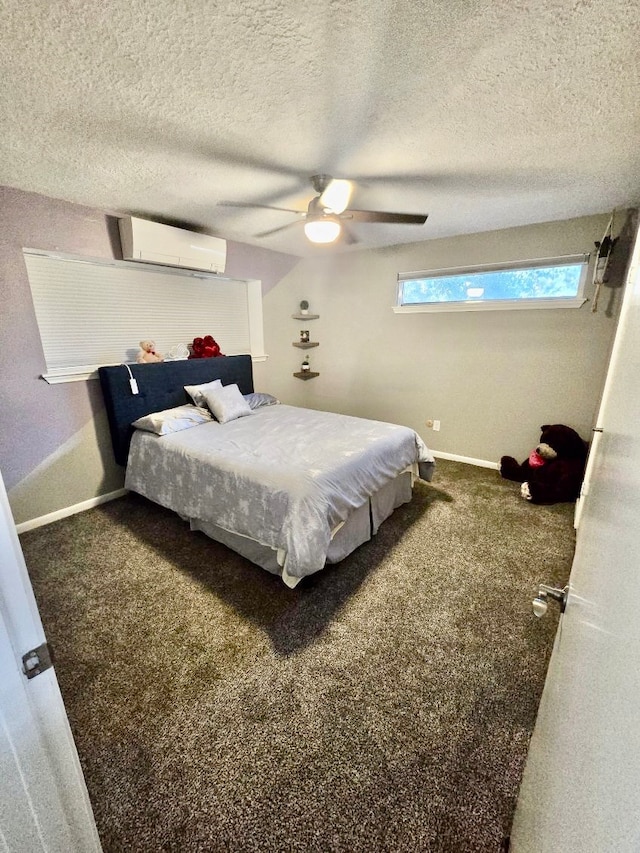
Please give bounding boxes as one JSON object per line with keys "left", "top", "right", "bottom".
{"left": 0, "top": 468, "right": 102, "bottom": 852}
{"left": 510, "top": 223, "right": 640, "bottom": 851}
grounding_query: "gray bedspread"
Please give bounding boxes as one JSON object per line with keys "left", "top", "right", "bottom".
{"left": 125, "top": 404, "right": 435, "bottom": 579}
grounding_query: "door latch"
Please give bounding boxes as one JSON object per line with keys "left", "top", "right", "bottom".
{"left": 533, "top": 584, "right": 569, "bottom": 618}
{"left": 22, "top": 642, "right": 53, "bottom": 679}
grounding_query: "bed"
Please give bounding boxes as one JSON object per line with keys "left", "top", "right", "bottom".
{"left": 99, "top": 355, "right": 435, "bottom": 587}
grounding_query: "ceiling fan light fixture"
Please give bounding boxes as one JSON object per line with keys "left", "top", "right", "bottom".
{"left": 304, "top": 216, "right": 341, "bottom": 244}
{"left": 319, "top": 179, "right": 352, "bottom": 214}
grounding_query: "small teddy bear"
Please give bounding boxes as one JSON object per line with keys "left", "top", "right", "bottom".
{"left": 136, "top": 340, "right": 163, "bottom": 364}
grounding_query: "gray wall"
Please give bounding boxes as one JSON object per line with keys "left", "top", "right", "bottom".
{"left": 1, "top": 184, "right": 628, "bottom": 527}
{"left": 257, "top": 213, "right": 628, "bottom": 467}
{"left": 0, "top": 186, "right": 298, "bottom": 525}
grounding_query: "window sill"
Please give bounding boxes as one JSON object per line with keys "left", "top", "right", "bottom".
{"left": 42, "top": 353, "right": 269, "bottom": 384}
{"left": 42, "top": 366, "right": 103, "bottom": 383}
{"left": 393, "top": 297, "right": 587, "bottom": 314}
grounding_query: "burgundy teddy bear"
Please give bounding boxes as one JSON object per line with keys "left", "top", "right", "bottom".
{"left": 500, "top": 423, "right": 589, "bottom": 504}
{"left": 188, "top": 335, "right": 224, "bottom": 359}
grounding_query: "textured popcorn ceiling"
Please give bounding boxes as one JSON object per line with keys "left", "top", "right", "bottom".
{"left": 1, "top": 0, "right": 639, "bottom": 257}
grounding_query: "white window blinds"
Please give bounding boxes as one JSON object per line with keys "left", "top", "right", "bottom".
{"left": 23, "top": 251, "right": 265, "bottom": 382}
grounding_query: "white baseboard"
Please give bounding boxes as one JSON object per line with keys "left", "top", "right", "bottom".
{"left": 431, "top": 451, "right": 500, "bottom": 470}
{"left": 14, "top": 454, "right": 497, "bottom": 533}
{"left": 15, "top": 489, "right": 128, "bottom": 534}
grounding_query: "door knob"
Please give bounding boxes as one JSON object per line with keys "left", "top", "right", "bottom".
{"left": 533, "top": 584, "right": 569, "bottom": 618}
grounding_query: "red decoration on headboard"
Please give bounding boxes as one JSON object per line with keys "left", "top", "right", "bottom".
{"left": 188, "top": 335, "right": 225, "bottom": 359}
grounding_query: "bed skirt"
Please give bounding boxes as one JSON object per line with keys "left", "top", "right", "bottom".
{"left": 189, "top": 470, "right": 414, "bottom": 588}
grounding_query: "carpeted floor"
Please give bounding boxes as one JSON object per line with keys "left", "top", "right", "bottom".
{"left": 20, "top": 460, "right": 576, "bottom": 853}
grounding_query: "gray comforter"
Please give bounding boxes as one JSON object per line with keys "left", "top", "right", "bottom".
{"left": 125, "top": 404, "right": 434, "bottom": 578}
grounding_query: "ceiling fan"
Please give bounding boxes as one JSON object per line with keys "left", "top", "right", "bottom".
{"left": 219, "top": 174, "right": 428, "bottom": 245}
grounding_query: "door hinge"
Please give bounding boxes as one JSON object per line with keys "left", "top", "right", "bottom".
{"left": 22, "top": 642, "right": 54, "bottom": 679}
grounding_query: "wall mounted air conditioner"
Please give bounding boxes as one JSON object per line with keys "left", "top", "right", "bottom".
{"left": 118, "top": 216, "right": 227, "bottom": 274}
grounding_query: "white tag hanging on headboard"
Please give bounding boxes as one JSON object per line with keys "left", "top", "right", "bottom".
{"left": 123, "top": 363, "right": 139, "bottom": 394}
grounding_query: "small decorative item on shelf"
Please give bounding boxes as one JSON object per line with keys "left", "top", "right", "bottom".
{"left": 300, "top": 330, "right": 310, "bottom": 343}
{"left": 137, "top": 340, "right": 163, "bottom": 363}
{"left": 188, "top": 335, "right": 224, "bottom": 359}
{"left": 300, "top": 300, "right": 309, "bottom": 315}
{"left": 301, "top": 355, "right": 311, "bottom": 372}
{"left": 166, "top": 343, "right": 190, "bottom": 361}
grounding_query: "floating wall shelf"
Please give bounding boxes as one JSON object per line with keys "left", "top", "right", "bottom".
{"left": 293, "top": 371, "right": 320, "bottom": 380}
{"left": 293, "top": 310, "right": 319, "bottom": 380}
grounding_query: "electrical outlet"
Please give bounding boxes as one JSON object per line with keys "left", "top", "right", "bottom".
{"left": 433, "top": 420, "right": 441, "bottom": 431}
{"left": 425, "top": 419, "right": 434, "bottom": 428}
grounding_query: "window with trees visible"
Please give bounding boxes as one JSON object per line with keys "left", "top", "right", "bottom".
{"left": 395, "top": 255, "right": 589, "bottom": 313}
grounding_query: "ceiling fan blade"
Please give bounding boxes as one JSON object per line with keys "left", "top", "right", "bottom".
{"left": 254, "top": 220, "right": 303, "bottom": 238}
{"left": 346, "top": 209, "right": 428, "bottom": 225}
{"left": 218, "top": 201, "right": 303, "bottom": 214}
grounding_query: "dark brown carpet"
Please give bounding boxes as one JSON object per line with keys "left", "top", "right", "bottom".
{"left": 20, "top": 460, "right": 575, "bottom": 853}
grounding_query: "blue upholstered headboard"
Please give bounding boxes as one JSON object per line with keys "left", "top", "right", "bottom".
{"left": 99, "top": 355, "right": 254, "bottom": 466}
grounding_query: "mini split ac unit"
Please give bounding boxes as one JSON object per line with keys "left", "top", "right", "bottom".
{"left": 118, "top": 216, "right": 227, "bottom": 274}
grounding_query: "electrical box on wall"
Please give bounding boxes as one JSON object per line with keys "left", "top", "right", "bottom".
{"left": 118, "top": 216, "right": 227, "bottom": 274}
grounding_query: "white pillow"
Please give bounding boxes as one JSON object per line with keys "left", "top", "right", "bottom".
{"left": 184, "top": 379, "right": 222, "bottom": 407}
{"left": 203, "top": 383, "right": 254, "bottom": 424}
{"left": 132, "top": 404, "right": 213, "bottom": 435}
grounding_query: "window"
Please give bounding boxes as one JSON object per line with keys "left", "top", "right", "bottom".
{"left": 395, "top": 254, "right": 589, "bottom": 313}
{"left": 23, "top": 250, "right": 265, "bottom": 383}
